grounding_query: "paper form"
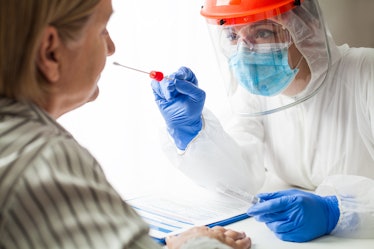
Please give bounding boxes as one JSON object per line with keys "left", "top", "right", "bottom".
{"left": 127, "top": 187, "right": 251, "bottom": 244}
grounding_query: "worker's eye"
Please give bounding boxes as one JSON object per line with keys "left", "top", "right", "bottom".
{"left": 254, "top": 29, "right": 275, "bottom": 40}
{"left": 224, "top": 28, "right": 239, "bottom": 42}
{"left": 227, "top": 32, "right": 239, "bottom": 41}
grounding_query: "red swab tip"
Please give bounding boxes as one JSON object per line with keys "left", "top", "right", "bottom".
{"left": 150, "top": 71, "right": 164, "bottom": 81}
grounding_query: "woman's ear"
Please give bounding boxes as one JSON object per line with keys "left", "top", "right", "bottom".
{"left": 36, "top": 26, "right": 61, "bottom": 82}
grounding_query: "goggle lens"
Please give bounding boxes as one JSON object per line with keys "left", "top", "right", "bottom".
{"left": 219, "top": 20, "right": 292, "bottom": 56}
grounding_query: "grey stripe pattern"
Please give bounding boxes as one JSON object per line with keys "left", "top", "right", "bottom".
{"left": 0, "top": 98, "right": 161, "bottom": 249}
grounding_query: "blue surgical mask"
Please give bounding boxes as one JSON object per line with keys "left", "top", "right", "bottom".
{"left": 229, "top": 48, "right": 299, "bottom": 96}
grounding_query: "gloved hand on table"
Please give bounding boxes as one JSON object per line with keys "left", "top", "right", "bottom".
{"left": 151, "top": 66, "right": 205, "bottom": 150}
{"left": 246, "top": 189, "right": 340, "bottom": 242}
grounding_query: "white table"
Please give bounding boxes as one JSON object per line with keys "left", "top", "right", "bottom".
{"left": 226, "top": 213, "right": 374, "bottom": 249}
{"left": 135, "top": 172, "right": 374, "bottom": 249}
{"left": 222, "top": 173, "right": 373, "bottom": 248}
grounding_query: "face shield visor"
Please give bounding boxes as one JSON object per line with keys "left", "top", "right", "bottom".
{"left": 201, "top": 0, "right": 332, "bottom": 116}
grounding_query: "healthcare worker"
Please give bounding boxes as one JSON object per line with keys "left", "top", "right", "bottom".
{"left": 151, "top": 0, "right": 374, "bottom": 243}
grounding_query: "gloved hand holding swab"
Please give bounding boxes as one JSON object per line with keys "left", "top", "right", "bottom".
{"left": 114, "top": 62, "right": 205, "bottom": 150}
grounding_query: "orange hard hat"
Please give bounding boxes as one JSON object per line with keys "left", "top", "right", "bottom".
{"left": 201, "top": 0, "right": 303, "bottom": 25}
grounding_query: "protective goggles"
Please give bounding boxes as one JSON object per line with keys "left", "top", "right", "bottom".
{"left": 219, "top": 20, "right": 292, "bottom": 57}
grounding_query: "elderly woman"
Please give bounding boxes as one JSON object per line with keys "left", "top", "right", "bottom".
{"left": 0, "top": 0, "right": 251, "bottom": 248}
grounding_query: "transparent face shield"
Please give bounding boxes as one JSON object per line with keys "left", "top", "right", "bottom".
{"left": 206, "top": 0, "right": 331, "bottom": 116}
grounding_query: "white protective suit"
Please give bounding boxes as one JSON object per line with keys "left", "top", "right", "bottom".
{"left": 160, "top": 0, "right": 374, "bottom": 239}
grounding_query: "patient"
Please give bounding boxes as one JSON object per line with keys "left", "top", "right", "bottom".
{"left": 0, "top": 0, "right": 251, "bottom": 248}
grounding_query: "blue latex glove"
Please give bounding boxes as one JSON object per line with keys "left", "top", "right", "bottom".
{"left": 151, "top": 67, "right": 205, "bottom": 150}
{"left": 246, "top": 189, "right": 340, "bottom": 242}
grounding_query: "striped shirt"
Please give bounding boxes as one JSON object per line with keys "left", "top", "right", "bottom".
{"left": 0, "top": 98, "right": 233, "bottom": 249}
{"left": 0, "top": 98, "right": 161, "bottom": 249}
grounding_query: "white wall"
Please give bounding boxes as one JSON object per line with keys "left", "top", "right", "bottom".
{"left": 58, "top": 0, "right": 374, "bottom": 198}
{"left": 58, "top": 0, "right": 224, "bottom": 198}
{"left": 318, "top": 0, "right": 374, "bottom": 47}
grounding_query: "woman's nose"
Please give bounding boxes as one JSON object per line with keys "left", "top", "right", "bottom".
{"left": 106, "top": 34, "right": 115, "bottom": 56}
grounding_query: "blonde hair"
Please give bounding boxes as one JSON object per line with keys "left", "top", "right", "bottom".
{"left": 0, "top": 0, "right": 100, "bottom": 104}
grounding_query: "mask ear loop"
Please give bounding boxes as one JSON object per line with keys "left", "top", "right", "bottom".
{"left": 287, "top": 34, "right": 304, "bottom": 70}
{"left": 287, "top": 39, "right": 304, "bottom": 69}
{"left": 293, "top": 54, "right": 304, "bottom": 70}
